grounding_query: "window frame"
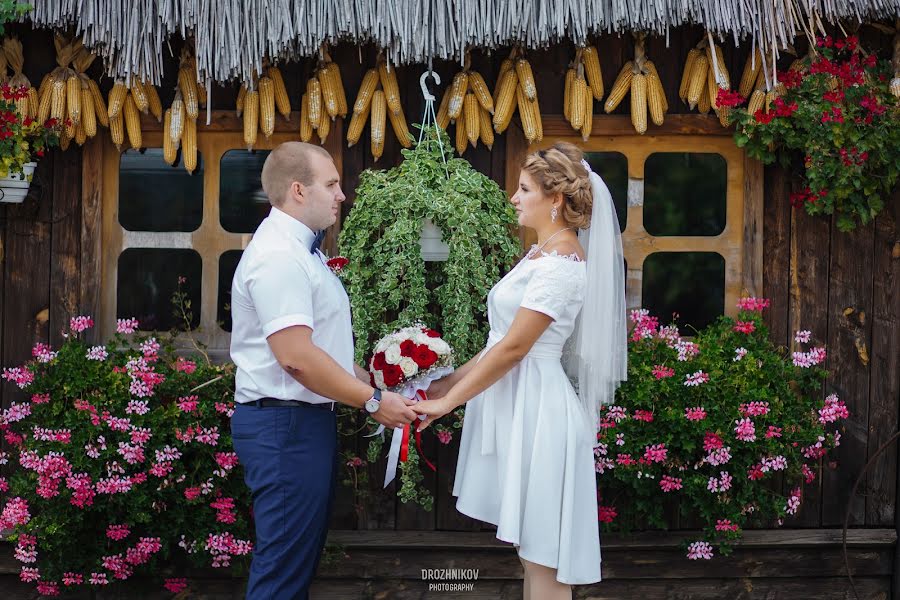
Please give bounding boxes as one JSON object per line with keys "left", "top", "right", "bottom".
{"left": 87, "top": 112, "right": 344, "bottom": 352}
{"left": 505, "top": 115, "right": 764, "bottom": 321}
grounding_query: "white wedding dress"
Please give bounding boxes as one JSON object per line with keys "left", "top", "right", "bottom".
{"left": 452, "top": 249, "right": 602, "bottom": 584}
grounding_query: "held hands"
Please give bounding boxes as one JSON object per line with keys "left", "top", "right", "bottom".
{"left": 371, "top": 391, "right": 418, "bottom": 430}
{"left": 411, "top": 397, "right": 457, "bottom": 432}
{"left": 425, "top": 375, "right": 454, "bottom": 399}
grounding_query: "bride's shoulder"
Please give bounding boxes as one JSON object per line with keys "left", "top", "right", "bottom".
{"left": 535, "top": 240, "right": 585, "bottom": 263}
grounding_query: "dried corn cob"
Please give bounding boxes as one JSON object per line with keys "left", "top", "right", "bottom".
{"left": 110, "top": 111, "right": 124, "bottom": 150}
{"left": 516, "top": 85, "right": 538, "bottom": 143}
{"left": 687, "top": 53, "right": 709, "bottom": 109}
{"left": 353, "top": 69, "right": 379, "bottom": 115}
{"left": 746, "top": 89, "right": 765, "bottom": 116}
{"left": 647, "top": 67, "right": 667, "bottom": 126}
{"left": 644, "top": 61, "right": 668, "bottom": 111}
{"left": 243, "top": 89, "right": 258, "bottom": 150}
{"left": 563, "top": 68, "right": 575, "bottom": 122}
{"left": 236, "top": 84, "right": 247, "bottom": 118}
{"left": 345, "top": 93, "right": 369, "bottom": 147}
{"left": 145, "top": 83, "right": 162, "bottom": 122}
{"left": 130, "top": 77, "right": 149, "bottom": 113}
{"left": 468, "top": 71, "right": 494, "bottom": 114}
{"left": 582, "top": 45, "right": 605, "bottom": 100}
{"left": 178, "top": 66, "right": 199, "bottom": 119}
{"left": 268, "top": 66, "right": 291, "bottom": 119}
{"left": 378, "top": 60, "right": 402, "bottom": 115}
{"left": 463, "top": 93, "right": 479, "bottom": 146}
{"left": 163, "top": 109, "right": 177, "bottom": 165}
{"left": 478, "top": 106, "right": 494, "bottom": 149}
{"left": 630, "top": 73, "right": 648, "bottom": 134}
{"left": 74, "top": 120, "right": 86, "bottom": 146}
{"left": 570, "top": 74, "right": 587, "bottom": 129}
{"left": 455, "top": 113, "right": 468, "bottom": 155}
{"left": 299, "top": 93, "right": 313, "bottom": 142}
{"left": 307, "top": 78, "right": 322, "bottom": 130}
{"left": 317, "top": 101, "right": 331, "bottom": 144}
{"left": 515, "top": 59, "right": 537, "bottom": 101}
{"left": 580, "top": 83, "right": 593, "bottom": 141}
{"left": 448, "top": 72, "right": 468, "bottom": 120}
{"left": 739, "top": 49, "right": 762, "bottom": 98}
{"left": 80, "top": 82, "right": 96, "bottom": 137}
{"left": 124, "top": 93, "right": 142, "bottom": 149}
{"left": 170, "top": 94, "right": 185, "bottom": 143}
{"left": 679, "top": 48, "right": 701, "bottom": 102}
{"left": 108, "top": 79, "right": 127, "bottom": 119}
{"left": 604, "top": 62, "right": 633, "bottom": 113}
{"left": 492, "top": 68, "right": 518, "bottom": 133}
{"left": 493, "top": 58, "right": 513, "bottom": 104}
{"left": 182, "top": 116, "right": 197, "bottom": 173}
{"left": 66, "top": 72, "right": 81, "bottom": 125}
{"left": 51, "top": 73, "right": 67, "bottom": 121}
{"left": 317, "top": 66, "right": 338, "bottom": 119}
{"left": 327, "top": 62, "right": 348, "bottom": 117}
{"left": 38, "top": 73, "right": 54, "bottom": 123}
{"left": 370, "top": 89, "right": 386, "bottom": 161}
{"left": 436, "top": 86, "right": 452, "bottom": 130}
{"left": 258, "top": 76, "right": 275, "bottom": 138}
{"left": 387, "top": 103, "right": 411, "bottom": 148}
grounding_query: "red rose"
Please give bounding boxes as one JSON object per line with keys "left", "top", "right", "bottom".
{"left": 382, "top": 364, "right": 404, "bottom": 387}
{"left": 410, "top": 344, "right": 438, "bottom": 369}
{"left": 326, "top": 256, "right": 349, "bottom": 271}
{"left": 422, "top": 328, "right": 441, "bottom": 338}
{"left": 372, "top": 352, "right": 387, "bottom": 370}
{"left": 399, "top": 340, "right": 416, "bottom": 357}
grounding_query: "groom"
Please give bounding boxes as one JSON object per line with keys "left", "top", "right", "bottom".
{"left": 229, "top": 141, "right": 417, "bottom": 599}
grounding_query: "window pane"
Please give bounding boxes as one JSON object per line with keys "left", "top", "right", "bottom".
{"left": 220, "top": 150, "right": 271, "bottom": 233}
{"left": 642, "top": 252, "right": 724, "bottom": 334}
{"left": 643, "top": 153, "right": 726, "bottom": 236}
{"left": 218, "top": 250, "right": 242, "bottom": 332}
{"left": 117, "top": 249, "right": 201, "bottom": 331}
{"left": 584, "top": 152, "right": 627, "bottom": 231}
{"left": 118, "top": 149, "right": 203, "bottom": 232}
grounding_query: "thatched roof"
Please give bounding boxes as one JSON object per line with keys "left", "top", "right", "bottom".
{"left": 24, "top": 0, "right": 900, "bottom": 85}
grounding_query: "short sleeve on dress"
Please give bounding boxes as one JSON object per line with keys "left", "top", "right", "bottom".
{"left": 519, "top": 259, "right": 584, "bottom": 321}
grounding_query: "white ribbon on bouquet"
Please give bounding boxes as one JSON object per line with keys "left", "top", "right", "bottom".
{"left": 364, "top": 366, "right": 454, "bottom": 488}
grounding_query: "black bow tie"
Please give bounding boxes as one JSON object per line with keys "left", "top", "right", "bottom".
{"left": 310, "top": 230, "right": 326, "bottom": 254}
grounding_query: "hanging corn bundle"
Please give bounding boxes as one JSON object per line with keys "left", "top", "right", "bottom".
{"left": 435, "top": 54, "right": 495, "bottom": 155}
{"left": 37, "top": 34, "right": 87, "bottom": 150}
{"left": 2, "top": 37, "right": 38, "bottom": 121}
{"left": 679, "top": 35, "right": 733, "bottom": 126}
{"left": 603, "top": 34, "right": 668, "bottom": 134}
{"left": 346, "top": 56, "right": 411, "bottom": 160}
{"left": 298, "top": 50, "right": 349, "bottom": 146}
{"left": 488, "top": 48, "right": 541, "bottom": 145}
{"left": 564, "top": 44, "right": 604, "bottom": 140}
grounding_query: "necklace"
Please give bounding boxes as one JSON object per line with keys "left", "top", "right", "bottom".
{"left": 526, "top": 227, "right": 574, "bottom": 259}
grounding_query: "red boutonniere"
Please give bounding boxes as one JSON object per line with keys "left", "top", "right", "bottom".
{"left": 326, "top": 256, "right": 348, "bottom": 275}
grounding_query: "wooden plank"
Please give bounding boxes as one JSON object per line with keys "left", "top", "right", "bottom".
{"left": 541, "top": 114, "right": 732, "bottom": 137}
{"left": 762, "top": 165, "right": 791, "bottom": 347}
{"left": 1, "top": 153, "right": 53, "bottom": 408}
{"left": 80, "top": 138, "right": 104, "bottom": 346}
{"left": 822, "top": 219, "right": 875, "bottom": 527}
{"left": 867, "top": 188, "right": 900, "bottom": 527}
{"left": 49, "top": 144, "right": 81, "bottom": 348}
{"left": 323, "top": 528, "right": 897, "bottom": 550}
{"left": 741, "top": 155, "right": 764, "bottom": 298}
{"left": 786, "top": 202, "right": 831, "bottom": 527}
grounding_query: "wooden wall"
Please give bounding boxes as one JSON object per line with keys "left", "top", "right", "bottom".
{"left": 0, "top": 23, "right": 898, "bottom": 597}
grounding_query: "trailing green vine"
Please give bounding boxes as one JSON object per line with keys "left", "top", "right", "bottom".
{"left": 338, "top": 125, "right": 520, "bottom": 365}
{"left": 338, "top": 125, "right": 519, "bottom": 508}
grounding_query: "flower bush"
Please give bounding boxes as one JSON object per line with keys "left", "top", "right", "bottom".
{"left": 726, "top": 35, "right": 899, "bottom": 231}
{"left": 0, "top": 83, "right": 60, "bottom": 179}
{"left": 0, "top": 315, "right": 251, "bottom": 595}
{"left": 595, "top": 298, "right": 846, "bottom": 558}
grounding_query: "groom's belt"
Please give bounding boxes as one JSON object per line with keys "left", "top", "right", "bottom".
{"left": 251, "top": 397, "right": 335, "bottom": 411}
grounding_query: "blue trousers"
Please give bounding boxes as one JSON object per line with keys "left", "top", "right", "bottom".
{"left": 231, "top": 402, "right": 338, "bottom": 600}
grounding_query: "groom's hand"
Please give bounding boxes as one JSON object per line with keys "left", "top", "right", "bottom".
{"left": 372, "top": 391, "right": 418, "bottom": 429}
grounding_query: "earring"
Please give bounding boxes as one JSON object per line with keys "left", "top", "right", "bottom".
{"left": 551, "top": 206, "right": 558, "bottom": 223}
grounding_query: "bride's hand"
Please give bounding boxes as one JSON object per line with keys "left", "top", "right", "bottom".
{"left": 425, "top": 376, "right": 453, "bottom": 399}
{"left": 411, "top": 397, "right": 456, "bottom": 432}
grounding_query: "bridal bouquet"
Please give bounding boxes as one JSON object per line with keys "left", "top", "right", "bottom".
{"left": 366, "top": 325, "right": 454, "bottom": 508}
{"left": 368, "top": 324, "right": 454, "bottom": 393}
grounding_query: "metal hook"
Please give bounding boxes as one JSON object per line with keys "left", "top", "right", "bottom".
{"left": 420, "top": 70, "right": 440, "bottom": 102}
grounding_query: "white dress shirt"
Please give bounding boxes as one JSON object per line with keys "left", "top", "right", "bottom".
{"left": 230, "top": 206, "right": 354, "bottom": 404}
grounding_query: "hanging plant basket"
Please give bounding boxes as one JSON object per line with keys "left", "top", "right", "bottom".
{"left": 0, "top": 160, "right": 36, "bottom": 203}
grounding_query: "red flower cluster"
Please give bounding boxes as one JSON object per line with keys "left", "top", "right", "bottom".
{"left": 789, "top": 188, "right": 828, "bottom": 208}
{"left": 716, "top": 88, "right": 745, "bottom": 109}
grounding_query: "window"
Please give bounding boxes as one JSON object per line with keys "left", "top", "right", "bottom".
{"left": 97, "top": 120, "right": 344, "bottom": 354}
{"left": 509, "top": 118, "right": 763, "bottom": 332}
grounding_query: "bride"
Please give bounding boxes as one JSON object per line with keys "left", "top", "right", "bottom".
{"left": 413, "top": 142, "right": 627, "bottom": 599}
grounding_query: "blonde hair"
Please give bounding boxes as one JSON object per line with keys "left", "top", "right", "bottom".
{"left": 261, "top": 142, "right": 332, "bottom": 207}
{"left": 521, "top": 142, "right": 593, "bottom": 229}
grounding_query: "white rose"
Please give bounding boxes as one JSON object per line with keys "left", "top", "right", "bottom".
{"left": 373, "top": 371, "right": 386, "bottom": 390}
{"left": 428, "top": 338, "right": 451, "bottom": 355}
{"left": 398, "top": 357, "right": 418, "bottom": 378}
{"left": 384, "top": 343, "right": 402, "bottom": 365}
{"left": 414, "top": 331, "right": 431, "bottom": 345}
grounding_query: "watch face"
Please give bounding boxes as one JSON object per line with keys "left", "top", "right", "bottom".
{"left": 365, "top": 399, "right": 380, "bottom": 413}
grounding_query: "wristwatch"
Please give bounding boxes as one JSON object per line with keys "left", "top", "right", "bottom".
{"left": 364, "top": 388, "right": 382, "bottom": 414}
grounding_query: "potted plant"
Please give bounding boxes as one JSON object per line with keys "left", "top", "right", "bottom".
{"left": 0, "top": 83, "right": 60, "bottom": 203}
